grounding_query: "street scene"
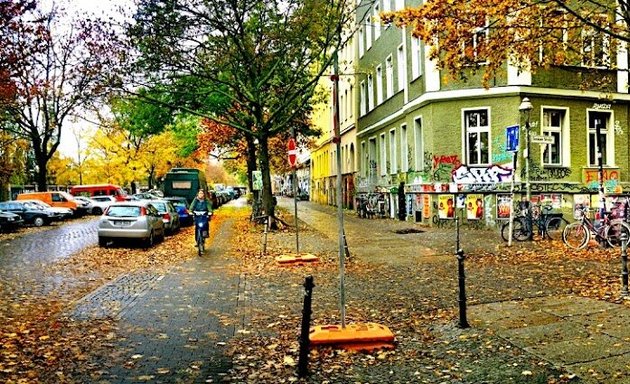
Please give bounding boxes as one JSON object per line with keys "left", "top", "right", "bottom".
{"left": 4, "top": 0, "right": 630, "bottom": 383}
{"left": 1, "top": 195, "right": 630, "bottom": 383}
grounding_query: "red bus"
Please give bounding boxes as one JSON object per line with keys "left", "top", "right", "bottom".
{"left": 69, "top": 184, "right": 128, "bottom": 201}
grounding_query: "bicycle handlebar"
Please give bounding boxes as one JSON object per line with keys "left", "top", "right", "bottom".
{"left": 192, "top": 211, "right": 212, "bottom": 216}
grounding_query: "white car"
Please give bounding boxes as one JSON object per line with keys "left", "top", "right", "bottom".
{"left": 88, "top": 196, "right": 117, "bottom": 215}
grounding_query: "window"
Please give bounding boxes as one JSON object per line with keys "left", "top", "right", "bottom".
{"left": 541, "top": 109, "right": 565, "bottom": 166}
{"left": 395, "top": 0, "right": 404, "bottom": 11}
{"left": 367, "top": 74, "right": 374, "bottom": 111}
{"left": 397, "top": 45, "right": 406, "bottom": 91}
{"left": 366, "top": 19, "right": 372, "bottom": 50}
{"left": 464, "top": 109, "right": 490, "bottom": 165}
{"left": 414, "top": 117, "right": 424, "bottom": 171}
{"left": 340, "top": 93, "right": 345, "bottom": 122}
{"left": 383, "top": 0, "right": 390, "bottom": 13}
{"left": 401, "top": 124, "right": 408, "bottom": 172}
{"left": 582, "top": 15, "right": 610, "bottom": 68}
{"left": 462, "top": 17, "right": 488, "bottom": 65}
{"left": 348, "top": 85, "right": 353, "bottom": 119}
{"left": 411, "top": 36, "right": 422, "bottom": 79}
{"left": 369, "top": 137, "right": 377, "bottom": 177}
{"left": 376, "top": 65, "right": 383, "bottom": 104}
{"left": 390, "top": 129, "right": 397, "bottom": 174}
{"left": 539, "top": 9, "right": 568, "bottom": 65}
{"left": 373, "top": 4, "right": 381, "bottom": 40}
{"left": 385, "top": 55, "right": 394, "bottom": 99}
{"left": 361, "top": 141, "right": 367, "bottom": 177}
{"left": 360, "top": 81, "right": 366, "bottom": 116}
{"left": 380, "top": 133, "right": 387, "bottom": 175}
{"left": 588, "top": 111, "right": 613, "bottom": 166}
{"left": 358, "top": 27, "right": 364, "bottom": 57}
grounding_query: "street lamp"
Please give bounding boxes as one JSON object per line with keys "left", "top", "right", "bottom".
{"left": 519, "top": 97, "right": 533, "bottom": 240}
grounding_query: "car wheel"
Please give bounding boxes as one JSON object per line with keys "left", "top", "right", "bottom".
{"left": 33, "top": 216, "right": 45, "bottom": 227}
{"left": 92, "top": 207, "right": 102, "bottom": 215}
{"left": 98, "top": 236, "right": 108, "bottom": 247}
{"left": 145, "top": 231, "right": 154, "bottom": 247}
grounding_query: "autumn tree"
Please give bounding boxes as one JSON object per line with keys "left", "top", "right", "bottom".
{"left": 127, "top": 0, "right": 352, "bottom": 222}
{"left": 383, "top": 0, "right": 629, "bottom": 88}
{"left": 0, "top": 2, "right": 123, "bottom": 191}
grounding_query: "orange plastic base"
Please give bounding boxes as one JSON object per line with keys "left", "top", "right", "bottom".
{"left": 309, "top": 323, "right": 395, "bottom": 351}
{"left": 275, "top": 253, "right": 319, "bottom": 265}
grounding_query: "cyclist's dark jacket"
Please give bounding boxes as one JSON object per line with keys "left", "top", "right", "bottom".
{"left": 190, "top": 198, "right": 212, "bottom": 213}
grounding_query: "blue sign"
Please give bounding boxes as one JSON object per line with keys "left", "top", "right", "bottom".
{"left": 506, "top": 125, "right": 519, "bottom": 152}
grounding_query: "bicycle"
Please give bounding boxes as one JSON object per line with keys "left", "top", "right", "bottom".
{"left": 501, "top": 204, "right": 569, "bottom": 242}
{"left": 193, "top": 211, "right": 211, "bottom": 256}
{"left": 562, "top": 206, "right": 630, "bottom": 250}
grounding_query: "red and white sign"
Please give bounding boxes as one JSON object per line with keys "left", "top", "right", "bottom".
{"left": 287, "top": 138, "right": 297, "bottom": 167}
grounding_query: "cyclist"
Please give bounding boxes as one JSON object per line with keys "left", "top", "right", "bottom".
{"left": 190, "top": 190, "right": 212, "bottom": 252}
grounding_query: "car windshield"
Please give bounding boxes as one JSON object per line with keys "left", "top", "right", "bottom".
{"left": 151, "top": 202, "right": 166, "bottom": 212}
{"left": 107, "top": 206, "right": 141, "bottom": 217}
{"left": 24, "top": 202, "right": 44, "bottom": 210}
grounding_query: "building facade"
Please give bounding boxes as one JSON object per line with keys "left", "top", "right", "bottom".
{"left": 354, "top": 0, "right": 630, "bottom": 225}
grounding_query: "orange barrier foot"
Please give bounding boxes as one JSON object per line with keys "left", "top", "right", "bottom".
{"left": 275, "top": 253, "right": 319, "bottom": 265}
{"left": 309, "top": 322, "right": 395, "bottom": 351}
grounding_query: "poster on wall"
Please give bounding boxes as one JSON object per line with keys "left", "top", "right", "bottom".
{"left": 496, "top": 194, "right": 512, "bottom": 220}
{"left": 466, "top": 194, "right": 484, "bottom": 220}
{"left": 551, "top": 194, "right": 562, "bottom": 209}
{"left": 422, "top": 194, "right": 431, "bottom": 220}
{"left": 456, "top": 194, "right": 466, "bottom": 209}
{"left": 438, "top": 194, "right": 455, "bottom": 219}
{"left": 573, "top": 194, "right": 590, "bottom": 219}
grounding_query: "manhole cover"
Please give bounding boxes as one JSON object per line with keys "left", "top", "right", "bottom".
{"left": 394, "top": 228, "right": 425, "bottom": 234}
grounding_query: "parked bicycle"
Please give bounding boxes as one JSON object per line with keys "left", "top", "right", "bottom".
{"left": 501, "top": 204, "right": 569, "bottom": 242}
{"left": 562, "top": 206, "right": 630, "bottom": 250}
{"left": 193, "top": 211, "right": 211, "bottom": 256}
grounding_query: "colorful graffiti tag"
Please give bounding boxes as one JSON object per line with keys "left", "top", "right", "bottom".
{"left": 452, "top": 164, "right": 514, "bottom": 184}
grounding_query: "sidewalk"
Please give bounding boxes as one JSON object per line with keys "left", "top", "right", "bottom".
{"left": 71, "top": 204, "right": 249, "bottom": 383}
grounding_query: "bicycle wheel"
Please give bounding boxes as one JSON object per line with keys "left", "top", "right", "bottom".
{"left": 563, "top": 222, "right": 589, "bottom": 250}
{"left": 501, "top": 218, "right": 528, "bottom": 241}
{"left": 604, "top": 220, "right": 630, "bottom": 248}
{"left": 545, "top": 217, "right": 569, "bottom": 240}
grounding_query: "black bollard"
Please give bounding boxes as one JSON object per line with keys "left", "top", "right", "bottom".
{"left": 621, "top": 233, "right": 628, "bottom": 297}
{"left": 298, "top": 275, "right": 315, "bottom": 378}
{"left": 456, "top": 248, "right": 470, "bottom": 329}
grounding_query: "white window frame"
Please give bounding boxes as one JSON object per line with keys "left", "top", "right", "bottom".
{"left": 361, "top": 141, "right": 367, "bottom": 177}
{"left": 581, "top": 19, "right": 610, "bottom": 68}
{"left": 360, "top": 80, "right": 366, "bottom": 116}
{"left": 383, "top": 0, "right": 390, "bottom": 13}
{"left": 376, "top": 65, "right": 383, "bottom": 105}
{"left": 380, "top": 133, "right": 387, "bottom": 176}
{"left": 541, "top": 107, "right": 569, "bottom": 167}
{"left": 385, "top": 55, "right": 394, "bottom": 99}
{"left": 369, "top": 137, "right": 377, "bottom": 177}
{"left": 395, "top": 0, "right": 404, "bottom": 11}
{"left": 366, "top": 19, "right": 372, "bottom": 50}
{"left": 367, "top": 74, "right": 374, "bottom": 111}
{"left": 462, "top": 108, "right": 491, "bottom": 166}
{"left": 389, "top": 128, "right": 398, "bottom": 174}
{"left": 400, "top": 124, "right": 408, "bottom": 172}
{"left": 348, "top": 85, "right": 353, "bottom": 119}
{"left": 539, "top": 9, "right": 568, "bottom": 64}
{"left": 411, "top": 36, "right": 422, "bottom": 79}
{"left": 358, "top": 27, "right": 365, "bottom": 58}
{"left": 414, "top": 116, "right": 424, "bottom": 171}
{"left": 462, "top": 20, "right": 489, "bottom": 65}
{"left": 373, "top": 3, "right": 381, "bottom": 40}
{"left": 587, "top": 110, "right": 614, "bottom": 167}
{"left": 397, "top": 44, "right": 406, "bottom": 91}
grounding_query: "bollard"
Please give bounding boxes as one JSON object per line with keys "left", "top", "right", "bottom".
{"left": 621, "top": 233, "right": 628, "bottom": 297}
{"left": 298, "top": 275, "right": 315, "bottom": 378}
{"left": 343, "top": 228, "right": 350, "bottom": 260}
{"left": 456, "top": 248, "right": 470, "bottom": 329}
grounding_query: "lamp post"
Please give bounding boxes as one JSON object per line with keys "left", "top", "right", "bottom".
{"left": 519, "top": 97, "right": 533, "bottom": 240}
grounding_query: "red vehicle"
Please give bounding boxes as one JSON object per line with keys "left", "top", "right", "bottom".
{"left": 70, "top": 184, "right": 128, "bottom": 202}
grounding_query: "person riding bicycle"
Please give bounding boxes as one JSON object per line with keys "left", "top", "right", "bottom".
{"left": 190, "top": 190, "right": 212, "bottom": 241}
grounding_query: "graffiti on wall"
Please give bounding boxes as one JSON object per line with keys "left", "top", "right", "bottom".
{"left": 409, "top": 152, "right": 461, "bottom": 184}
{"left": 526, "top": 160, "right": 571, "bottom": 181}
{"left": 492, "top": 136, "right": 512, "bottom": 164}
{"left": 484, "top": 195, "right": 496, "bottom": 227}
{"left": 452, "top": 164, "right": 513, "bottom": 184}
{"left": 432, "top": 154, "right": 461, "bottom": 169}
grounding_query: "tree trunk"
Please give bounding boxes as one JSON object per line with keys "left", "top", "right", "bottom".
{"left": 258, "top": 137, "right": 277, "bottom": 228}
{"left": 36, "top": 156, "right": 48, "bottom": 192}
{"left": 246, "top": 136, "right": 257, "bottom": 200}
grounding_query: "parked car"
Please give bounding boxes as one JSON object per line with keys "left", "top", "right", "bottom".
{"left": 73, "top": 196, "right": 93, "bottom": 212}
{"left": 70, "top": 184, "right": 128, "bottom": 202}
{"left": 0, "top": 209, "right": 24, "bottom": 232}
{"left": 97, "top": 201, "right": 165, "bottom": 247}
{"left": 133, "top": 192, "right": 160, "bottom": 201}
{"left": 164, "top": 196, "right": 192, "bottom": 226}
{"left": 0, "top": 201, "right": 56, "bottom": 227}
{"left": 16, "top": 191, "right": 83, "bottom": 217}
{"left": 149, "top": 199, "right": 181, "bottom": 234}
{"left": 87, "top": 195, "right": 117, "bottom": 215}
{"left": 19, "top": 199, "right": 73, "bottom": 221}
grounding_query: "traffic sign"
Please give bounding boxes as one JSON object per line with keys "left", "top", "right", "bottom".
{"left": 288, "top": 138, "right": 297, "bottom": 167}
{"left": 505, "top": 125, "right": 519, "bottom": 152}
{"left": 530, "top": 134, "right": 554, "bottom": 145}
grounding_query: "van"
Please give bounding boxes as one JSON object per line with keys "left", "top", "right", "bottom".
{"left": 70, "top": 184, "right": 127, "bottom": 202}
{"left": 16, "top": 191, "right": 81, "bottom": 216}
{"left": 162, "top": 168, "right": 209, "bottom": 205}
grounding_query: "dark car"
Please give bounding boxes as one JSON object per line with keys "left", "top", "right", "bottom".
{"left": 0, "top": 201, "right": 56, "bottom": 227}
{"left": 164, "top": 196, "right": 192, "bottom": 226}
{"left": 0, "top": 210, "right": 24, "bottom": 232}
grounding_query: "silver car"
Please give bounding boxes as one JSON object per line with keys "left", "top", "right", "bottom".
{"left": 149, "top": 199, "right": 181, "bottom": 234}
{"left": 97, "top": 201, "right": 165, "bottom": 247}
